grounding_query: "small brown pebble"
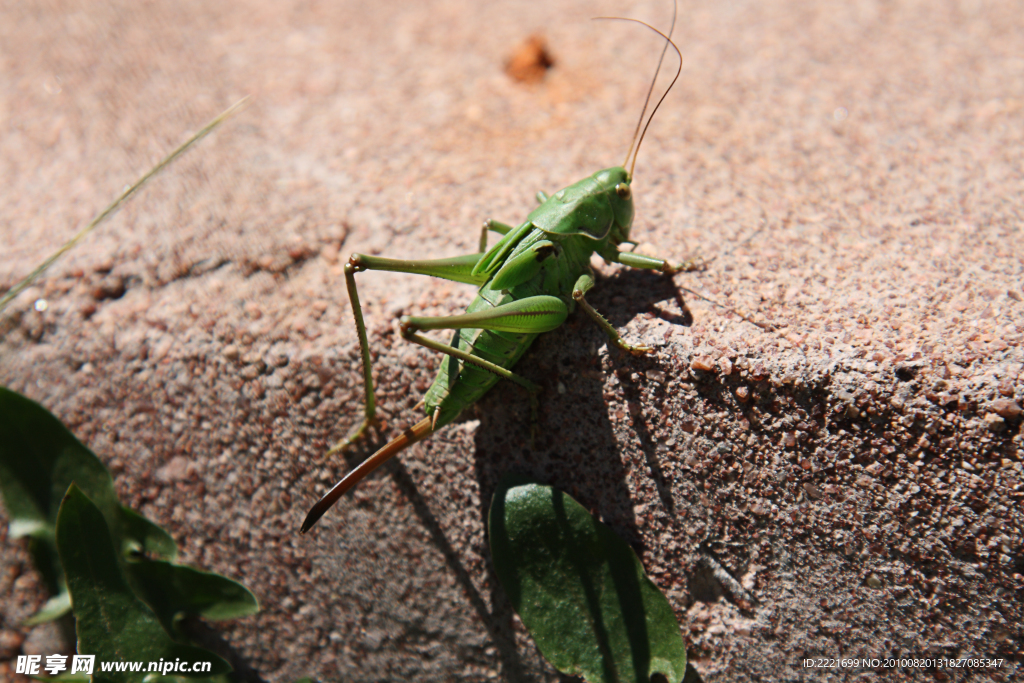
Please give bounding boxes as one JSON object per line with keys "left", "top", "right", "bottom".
{"left": 506, "top": 35, "right": 554, "bottom": 84}
{"left": 244, "top": 302, "right": 263, "bottom": 320}
{"left": 691, "top": 355, "right": 715, "bottom": 372}
{"left": 866, "top": 574, "right": 883, "bottom": 589}
{"left": 0, "top": 629, "right": 25, "bottom": 659}
{"left": 983, "top": 412, "right": 1006, "bottom": 432}
{"left": 321, "top": 243, "right": 340, "bottom": 263}
{"left": 735, "top": 386, "right": 750, "bottom": 401}
{"left": 750, "top": 361, "right": 767, "bottom": 380}
{"left": 803, "top": 482, "right": 823, "bottom": 500}
{"left": 91, "top": 274, "right": 125, "bottom": 300}
{"left": 156, "top": 456, "right": 191, "bottom": 483}
{"left": 989, "top": 398, "right": 1021, "bottom": 419}
{"left": 288, "top": 244, "right": 313, "bottom": 261}
{"left": 718, "top": 357, "right": 733, "bottom": 376}
{"left": 267, "top": 352, "right": 289, "bottom": 368}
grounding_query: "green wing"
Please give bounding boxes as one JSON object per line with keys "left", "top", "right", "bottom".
{"left": 471, "top": 221, "right": 535, "bottom": 278}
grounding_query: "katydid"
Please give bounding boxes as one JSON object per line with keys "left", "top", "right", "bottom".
{"left": 302, "top": 9, "right": 695, "bottom": 533}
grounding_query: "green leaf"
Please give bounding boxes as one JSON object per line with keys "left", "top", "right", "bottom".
{"left": 488, "top": 477, "right": 687, "bottom": 683}
{"left": 23, "top": 589, "right": 72, "bottom": 625}
{"left": 120, "top": 506, "right": 178, "bottom": 561}
{"left": 0, "top": 387, "right": 121, "bottom": 538}
{"left": 127, "top": 560, "right": 259, "bottom": 635}
{"left": 56, "top": 485, "right": 231, "bottom": 683}
{"left": 0, "top": 387, "right": 174, "bottom": 562}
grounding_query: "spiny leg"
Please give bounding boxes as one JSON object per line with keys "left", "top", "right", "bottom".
{"left": 578, "top": 244, "right": 717, "bottom": 350}
{"left": 572, "top": 272, "right": 653, "bottom": 355}
{"left": 330, "top": 252, "right": 490, "bottom": 456}
{"left": 333, "top": 260, "right": 380, "bottom": 455}
{"left": 574, "top": 247, "right": 717, "bottom": 351}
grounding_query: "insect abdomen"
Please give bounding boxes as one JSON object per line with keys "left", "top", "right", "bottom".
{"left": 423, "top": 294, "right": 538, "bottom": 430}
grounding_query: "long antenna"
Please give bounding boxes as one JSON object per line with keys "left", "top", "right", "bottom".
{"left": 595, "top": 0, "right": 679, "bottom": 177}
{"left": 0, "top": 97, "right": 249, "bottom": 314}
{"left": 624, "top": 20, "right": 682, "bottom": 178}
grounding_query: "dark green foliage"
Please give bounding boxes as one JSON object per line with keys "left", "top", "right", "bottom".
{"left": 0, "top": 386, "right": 257, "bottom": 681}
{"left": 489, "top": 476, "right": 687, "bottom": 683}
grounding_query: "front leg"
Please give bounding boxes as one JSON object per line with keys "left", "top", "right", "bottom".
{"left": 602, "top": 246, "right": 706, "bottom": 274}
{"left": 572, "top": 272, "right": 652, "bottom": 355}
{"left": 603, "top": 246, "right": 771, "bottom": 331}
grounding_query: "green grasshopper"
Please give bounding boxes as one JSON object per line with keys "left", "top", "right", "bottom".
{"left": 302, "top": 10, "right": 695, "bottom": 533}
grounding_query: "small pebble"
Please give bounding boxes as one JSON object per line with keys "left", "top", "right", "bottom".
{"left": 691, "top": 356, "right": 715, "bottom": 372}
{"left": 984, "top": 412, "right": 1006, "bottom": 432}
{"left": 989, "top": 399, "right": 1021, "bottom": 419}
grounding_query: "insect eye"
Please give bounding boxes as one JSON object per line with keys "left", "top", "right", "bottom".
{"left": 615, "top": 183, "right": 631, "bottom": 200}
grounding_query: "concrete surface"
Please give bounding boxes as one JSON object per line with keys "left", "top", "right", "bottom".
{"left": 1, "top": 0, "right": 1021, "bottom": 681}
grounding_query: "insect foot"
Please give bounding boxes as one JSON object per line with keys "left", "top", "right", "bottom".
{"left": 324, "top": 415, "right": 382, "bottom": 457}
{"left": 662, "top": 255, "right": 708, "bottom": 275}
{"left": 571, "top": 287, "right": 653, "bottom": 355}
{"left": 619, "top": 340, "right": 655, "bottom": 355}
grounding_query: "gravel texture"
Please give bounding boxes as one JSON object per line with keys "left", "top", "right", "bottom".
{"left": 1, "top": 0, "right": 1022, "bottom": 681}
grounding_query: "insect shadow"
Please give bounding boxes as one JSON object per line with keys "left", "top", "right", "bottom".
{"left": 596, "top": 265, "right": 696, "bottom": 328}
{"left": 473, "top": 264, "right": 700, "bottom": 525}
